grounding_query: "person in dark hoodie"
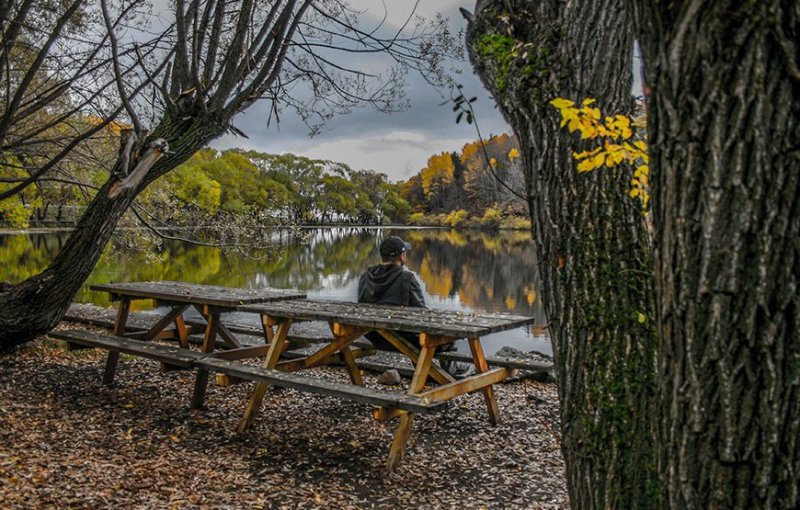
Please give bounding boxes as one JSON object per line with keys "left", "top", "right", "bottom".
{"left": 358, "top": 235, "right": 473, "bottom": 378}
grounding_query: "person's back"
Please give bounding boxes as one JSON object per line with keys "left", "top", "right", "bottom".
{"left": 358, "top": 262, "right": 425, "bottom": 308}
{"left": 358, "top": 235, "right": 423, "bottom": 351}
{"left": 357, "top": 235, "right": 472, "bottom": 378}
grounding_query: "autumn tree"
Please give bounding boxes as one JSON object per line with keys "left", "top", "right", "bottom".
{"left": 465, "top": 1, "right": 660, "bottom": 508}
{"left": 629, "top": 2, "right": 799, "bottom": 508}
{"left": 0, "top": 0, "right": 458, "bottom": 348}
{"left": 419, "top": 152, "right": 457, "bottom": 213}
{"left": 461, "top": 134, "right": 525, "bottom": 215}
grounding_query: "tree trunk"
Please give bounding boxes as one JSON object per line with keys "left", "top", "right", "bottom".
{"left": 466, "top": 2, "right": 661, "bottom": 508}
{"left": 0, "top": 113, "right": 224, "bottom": 350}
{"left": 633, "top": 2, "right": 800, "bottom": 508}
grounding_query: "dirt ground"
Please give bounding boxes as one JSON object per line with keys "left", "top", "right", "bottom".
{"left": 0, "top": 325, "right": 567, "bottom": 509}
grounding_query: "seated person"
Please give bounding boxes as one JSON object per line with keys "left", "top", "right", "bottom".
{"left": 357, "top": 235, "right": 472, "bottom": 378}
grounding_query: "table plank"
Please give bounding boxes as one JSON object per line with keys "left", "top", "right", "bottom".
{"left": 91, "top": 281, "right": 306, "bottom": 308}
{"left": 239, "top": 299, "right": 535, "bottom": 337}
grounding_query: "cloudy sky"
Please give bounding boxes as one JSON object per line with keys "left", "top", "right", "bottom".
{"left": 211, "top": 1, "right": 511, "bottom": 182}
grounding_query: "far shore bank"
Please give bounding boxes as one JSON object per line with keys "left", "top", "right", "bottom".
{"left": 1, "top": 222, "right": 533, "bottom": 235}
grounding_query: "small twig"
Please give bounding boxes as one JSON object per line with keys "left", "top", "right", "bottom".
{"left": 450, "top": 84, "right": 526, "bottom": 201}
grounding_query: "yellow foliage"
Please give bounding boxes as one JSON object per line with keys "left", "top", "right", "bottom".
{"left": 508, "top": 147, "right": 520, "bottom": 159}
{"left": 84, "top": 115, "right": 132, "bottom": 136}
{"left": 550, "top": 97, "right": 650, "bottom": 210}
{"left": 504, "top": 295, "right": 517, "bottom": 311}
{"left": 420, "top": 153, "right": 455, "bottom": 198}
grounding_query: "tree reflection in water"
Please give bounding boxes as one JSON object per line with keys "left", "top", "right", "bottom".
{"left": 0, "top": 228, "right": 550, "bottom": 354}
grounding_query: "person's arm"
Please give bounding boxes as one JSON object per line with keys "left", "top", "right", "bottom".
{"left": 406, "top": 273, "right": 426, "bottom": 308}
{"left": 357, "top": 271, "right": 370, "bottom": 303}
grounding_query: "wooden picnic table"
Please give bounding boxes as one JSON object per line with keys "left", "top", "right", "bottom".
{"left": 236, "top": 298, "right": 535, "bottom": 470}
{"left": 90, "top": 280, "right": 306, "bottom": 407}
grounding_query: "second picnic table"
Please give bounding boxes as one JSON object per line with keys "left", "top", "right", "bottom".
{"left": 90, "top": 280, "right": 306, "bottom": 407}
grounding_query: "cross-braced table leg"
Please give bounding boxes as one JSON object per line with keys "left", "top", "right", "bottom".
{"left": 468, "top": 337, "right": 500, "bottom": 424}
{"left": 145, "top": 304, "right": 190, "bottom": 341}
{"left": 386, "top": 344, "right": 435, "bottom": 471}
{"left": 191, "top": 311, "right": 220, "bottom": 409}
{"left": 328, "top": 323, "right": 364, "bottom": 385}
{"left": 174, "top": 314, "right": 189, "bottom": 348}
{"left": 103, "top": 296, "right": 131, "bottom": 384}
{"left": 377, "top": 329, "right": 455, "bottom": 385}
{"left": 237, "top": 318, "right": 293, "bottom": 432}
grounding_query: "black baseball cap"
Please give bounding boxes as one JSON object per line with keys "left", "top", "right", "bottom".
{"left": 379, "top": 235, "right": 411, "bottom": 258}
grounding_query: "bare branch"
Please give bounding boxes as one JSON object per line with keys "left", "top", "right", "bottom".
{"left": 0, "top": 0, "right": 84, "bottom": 141}
{"left": 100, "top": 0, "right": 143, "bottom": 133}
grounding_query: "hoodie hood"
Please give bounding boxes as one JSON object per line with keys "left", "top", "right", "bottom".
{"left": 360, "top": 263, "right": 405, "bottom": 302}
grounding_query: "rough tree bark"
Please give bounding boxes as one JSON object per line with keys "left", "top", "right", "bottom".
{"left": 632, "top": 2, "right": 800, "bottom": 508}
{"left": 465, "top": 2, "right": 661, "bottom": 508}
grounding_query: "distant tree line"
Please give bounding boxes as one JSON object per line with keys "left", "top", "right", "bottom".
{"left": 140, "top": 148, "right": 411, "bottom": 226}
{"left": 3, "top": 130, "right": 526, "bottom": 229}
{"left": 2, "top": 144, "right": 414, "bottom": 228}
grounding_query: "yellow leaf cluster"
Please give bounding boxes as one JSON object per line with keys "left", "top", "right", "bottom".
{"left": 550, "top": 97, "right": 650, "bottom": 210}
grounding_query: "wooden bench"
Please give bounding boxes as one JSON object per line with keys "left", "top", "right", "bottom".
{"left": 49, "top": 329, "right": 447, "bottom": 416}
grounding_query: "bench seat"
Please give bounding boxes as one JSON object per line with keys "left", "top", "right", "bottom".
{"left": 195, "top": 356, "right": 446, "bottom": 414}
{"left": 51, "top": 329, "right": 205, "bottom": 367}
{"left": 49, "top": 329, "right": 447, "bottom": 415}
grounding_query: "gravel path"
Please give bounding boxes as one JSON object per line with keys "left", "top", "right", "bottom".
{"left": 0, "top": 323, "right": 567, "bottom": 509}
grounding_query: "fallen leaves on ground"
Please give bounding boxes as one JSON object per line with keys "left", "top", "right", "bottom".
{"left": 0, "top": 323, "right": 567, "bottom": 509}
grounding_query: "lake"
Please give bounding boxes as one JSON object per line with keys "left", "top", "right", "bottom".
{"left": 0, "top": 227, "right": 550, "bottom": 355}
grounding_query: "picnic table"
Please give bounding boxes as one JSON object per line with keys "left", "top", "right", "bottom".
{"left": 90, "top": 280, "right": 306, "bottom": 407}
{"left": 236, "top": 299, "right": 535, "bottom": 470}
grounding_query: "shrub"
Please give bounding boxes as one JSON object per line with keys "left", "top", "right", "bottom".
{"left": 408, "top": 212, "right": 426, "bottom": 225}
{"left": 446, "top": 209, "right": 469, "bottom": 229}
{"left": 501, "top": 216, "right": 532, "bottom": 231}
{"left": 480, "top": 206, "right": 503, "bottom": 230}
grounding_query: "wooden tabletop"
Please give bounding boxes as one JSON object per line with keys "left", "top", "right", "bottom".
{"left": 90, "top": 281, "right": 306, "bottom": 308}
{"left": 239, "top": 299, "right": 535, "bottom": 338}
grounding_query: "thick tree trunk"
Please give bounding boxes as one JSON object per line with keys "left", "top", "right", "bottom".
{"left": 633, "top": 2, "right": 800, "bottom": 508}
{"left": 466, "top": 2, "right": 661, "bottom": 508}
{"left": 0, "top": 113, "right": 224, "bottom": 350}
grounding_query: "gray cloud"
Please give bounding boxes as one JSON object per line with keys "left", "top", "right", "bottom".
{"left": 211, "top": 1, "right": 511, "bottom": 180}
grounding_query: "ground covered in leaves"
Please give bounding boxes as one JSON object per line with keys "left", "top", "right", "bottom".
{"left": 0, "top": 324, "right": 566, "bottom": 509}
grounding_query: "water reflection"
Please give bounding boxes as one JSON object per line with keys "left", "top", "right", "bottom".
{"left": 0, "top": 228, "right": 550, "bottom": 354}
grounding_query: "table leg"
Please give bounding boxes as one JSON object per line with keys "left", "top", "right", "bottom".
{"left": 386, "top": 344, "right": 435, "bottom": 471}
{"left": 103, "top": 297, "right": 131, "bottom": 384}
{"left": 174, "top": 314, "right": 189, "bottom": 348}
{"left": 340, "top": 347, "right": 363, "bottom": 385}
{"left": 468, "top": 337, "right": 500, "bottom": 425}
{"left": 377, "top": 329, "right": 455, "bottom": 385}
{"left": 145, "top": 304, "right": 189, "bottom": 341}
{"left": 237, "top": 319, "right": 292, "bottom": 432}
{"left": 190, "top": 312, "right": 220, "bottom": 409}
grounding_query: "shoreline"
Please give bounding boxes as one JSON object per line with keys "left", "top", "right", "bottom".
{"left": 0, "top": 222, "right": 533, "bottom": 236}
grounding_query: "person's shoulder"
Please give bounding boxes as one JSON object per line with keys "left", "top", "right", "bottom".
{"left": 402, "top": 268, "right": 422, "bottom": 282}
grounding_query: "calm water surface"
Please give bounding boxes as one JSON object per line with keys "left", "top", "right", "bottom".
{"left": 0, "top": 227, "right": 550, "bottom": 355}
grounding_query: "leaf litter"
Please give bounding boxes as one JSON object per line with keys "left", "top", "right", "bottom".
{"left": 0, "top": 322, "right": 567, "bottom": 509}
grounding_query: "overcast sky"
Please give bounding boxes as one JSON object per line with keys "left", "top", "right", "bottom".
{"left": 211, "top": 1, "right": 511, "bottom": 182}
